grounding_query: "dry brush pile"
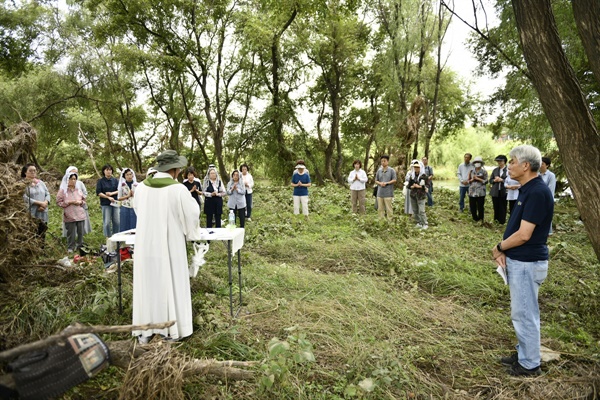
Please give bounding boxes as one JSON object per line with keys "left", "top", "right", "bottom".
{"left": 0, "top": 122, "right": 43, "bottom": 282}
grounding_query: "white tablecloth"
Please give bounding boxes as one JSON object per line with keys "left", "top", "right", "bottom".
{"left": 107, "top": 228, "right": 245, "bottom": 252}
{"left": 199, "top": 228, "right": 245, "bottom": 253}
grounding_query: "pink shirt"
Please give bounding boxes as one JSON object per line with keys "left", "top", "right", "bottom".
{"left": 57, "top": 188, "right": 87, "bottom": 222}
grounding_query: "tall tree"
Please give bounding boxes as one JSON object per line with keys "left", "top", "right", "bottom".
{"left": 511, "top": 0, "right": 600, "bottom": 259}
{"left": 86, "top": 0, "right": 249, "bottom": 178}
{"left": 306, "top": 0, "right": 369, "bottom": 182}
{"left": 375, "top": 0, "right": 434, "bottom": 169}
{"left": 240, "top": 0, "right": 304, "bottom": 181}
{"left": 422, "top": 0, "right": 448, "bottom": 158}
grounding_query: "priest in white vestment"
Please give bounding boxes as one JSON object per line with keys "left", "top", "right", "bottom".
{"left": 132, "top": 150, "right": 202, "bottom": 342}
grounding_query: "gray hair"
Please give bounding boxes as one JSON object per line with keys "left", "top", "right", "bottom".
{"left": 509, "top": 145, "right": 542, "bottom": 172}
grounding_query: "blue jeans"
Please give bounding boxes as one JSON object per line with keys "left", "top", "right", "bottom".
{"left": 101, "top": 205, "right": 120, "bottom": 237}
{"left": 507, "top": 257, "right": 548, "bottom": 369}
{"left": 459, "top": 186, "right": 469, "bottom": 211}
{"left": 245, "top": 193, "right": 253, "bottom": 218}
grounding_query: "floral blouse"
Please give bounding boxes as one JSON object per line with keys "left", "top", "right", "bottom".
{"left": 120, "top": 181, "right": 137, "bottom": 208}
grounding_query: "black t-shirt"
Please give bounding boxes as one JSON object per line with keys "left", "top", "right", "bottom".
{"left": 503, "top": 176, "right": 554, "bottom": 261}
{"left": 182, "top": 180, "right": 202, "bottom": 205}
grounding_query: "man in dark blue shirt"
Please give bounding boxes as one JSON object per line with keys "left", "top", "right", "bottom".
{"left": 492, "top": 145, "right": 554, "bottom": 377}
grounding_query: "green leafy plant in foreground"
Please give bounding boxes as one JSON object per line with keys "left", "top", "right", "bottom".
{"left": 259, "top": 326, "right": 316, "bottom": 395}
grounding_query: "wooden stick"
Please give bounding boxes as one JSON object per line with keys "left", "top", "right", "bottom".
{"left": 0, "top": 321, "right": 175, "bottom": 362}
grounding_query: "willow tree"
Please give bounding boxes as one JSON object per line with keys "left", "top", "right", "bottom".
{"left": 239, "top": 0, "right": 305, "bottom": 182}
{"left": 374, "top": 0, "right": 440, "bottom": 169}
{"left": 304, "top": 0, "right": 369, "bottom": 183}
{"left": 511, "top": 0, "right": 600, "bottom": 259}
{"left": 82, "top": 0, "right": 250, "bottom": 178}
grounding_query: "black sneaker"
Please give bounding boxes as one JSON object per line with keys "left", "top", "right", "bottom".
{"left": 508, "top": 362, "right": 541, "bottom": 376}
{"left": 500, "top": 352, "right": 518, "bottom": 366}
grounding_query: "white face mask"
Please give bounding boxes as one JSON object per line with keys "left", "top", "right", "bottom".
{"left": 474, "top": 162, "right": 482, "bottom": 168}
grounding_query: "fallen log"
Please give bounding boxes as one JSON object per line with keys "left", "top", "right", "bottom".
{"left": 0, "top": 322, "right": 256, "bottom": 395}
{"left": 108, "top": 339, "right": 257, "bottom": 380}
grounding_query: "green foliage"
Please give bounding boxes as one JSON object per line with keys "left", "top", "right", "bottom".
{"left": 470, "top": 0, "right": 600, "bottom": 152}
{"left": 0, "top": 1, "right": 49, "bottom": 76}
{"left": 259, "top": 328, "right": 315, "bottom": 394}
{"left": 427, "top": 126, "right": 517, "bottom": 179}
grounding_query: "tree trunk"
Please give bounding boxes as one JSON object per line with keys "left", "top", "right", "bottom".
{"left": 424, "top": 0, "right": 446, "bottom": 159}
{"left": 397, "top": 96, "right": 425, "bottom": 171}
{"left": 571, "top": 0, "right": 600, "bottom": 88}
{"left": 329, "top": 92, "right": 343, "bottom": 183}
{"left": 364, "top": 96, "right": 379, "bottom": 176}
{"left": 265, "top": 9, "right": 297, "bottom": 182}
{"left": 412, "top": 1, "right": 429, "bottom": 162}
{"left": 512, "top": 0, "right": 600, "bottom": 260}
{"left": 271, "top": 34, "right": 293, "bottom": 170}
{"left": 178, "top": 76, "right": 209, "bottom": 163}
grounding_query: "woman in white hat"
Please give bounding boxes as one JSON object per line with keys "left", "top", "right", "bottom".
{"left": 407, "top": 159, "right": 429, "bottom": 229}
{"left": 468, "top": 156, "right": 488, "bottom": 222}
{"left": 203, "top": 166, "right": 226, "bottom": 227}
{"left": 60, "top": 166, "right": 92, "bottom": 237}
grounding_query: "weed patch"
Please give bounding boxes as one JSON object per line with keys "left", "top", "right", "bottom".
{"left": 2, "top": 182, "right": 599, "bottom": 399}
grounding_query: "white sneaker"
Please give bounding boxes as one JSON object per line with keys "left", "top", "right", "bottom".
{"left": 138, "top": 335, "right": 150, "bottom": 344}
{"left": 421, "top": 224, "right": 428, "bottom": 230}
{"left": 416, "top": 223, "right": 423, "bottom": 228}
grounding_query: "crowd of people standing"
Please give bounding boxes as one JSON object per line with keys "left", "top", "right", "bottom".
{"left": 20, "top": 149, "right": 558, "bottom": 253}
{"left": 20, "top": 158, "right": 256, "bottom": 255}
{"left": 19, "top": 145, "right": 557, "bottom": 376}
{"left": 455, "top": 152, "right": 556, "bottom": 233}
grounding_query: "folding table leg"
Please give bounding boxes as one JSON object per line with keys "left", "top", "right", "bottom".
{"left": 237, "top": 249, "right": 242, "bottom": 310}
{"left": 117, "top": 241, "right": 122, "bottom": 314}
{"left": 227, "top": 240, "right": 233, "bottom": 317}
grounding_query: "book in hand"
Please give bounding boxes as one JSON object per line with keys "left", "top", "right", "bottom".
{"left": 496, "top": 266, "right": 508, "bottom": 285}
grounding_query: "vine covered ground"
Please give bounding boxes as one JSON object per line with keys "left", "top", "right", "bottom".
{"left": 1, "top": 181, "right": 598, "bottom": 399}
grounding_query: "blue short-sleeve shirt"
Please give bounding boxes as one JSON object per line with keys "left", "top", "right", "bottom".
{"left": 503, "top": 176, "right": 554, "bottom": 261}
{"left": 292, "top": 173, "right": 311, "bottom": 196}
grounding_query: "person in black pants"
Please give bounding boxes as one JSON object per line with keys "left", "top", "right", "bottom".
{"left": 202, "top": 166, "right": 226, "bottom": 227}
{"left": 468, "top": 156, "right": 488, "bottom": 222}
{"left": 183, "top": 167, "right": 202, "bottom": 212}
{"left": 489, "top": 155, "right": 508, "bottom": 224}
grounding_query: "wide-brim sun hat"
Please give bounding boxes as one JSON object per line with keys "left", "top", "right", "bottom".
{"left": 411, "top": 160, "right": 420, "bottom": 167}
{"left": 472, "top": 156, "right": 484, "bottom": 165}
{"left": 154, "top": 150, "right": 188, "bottom": 172}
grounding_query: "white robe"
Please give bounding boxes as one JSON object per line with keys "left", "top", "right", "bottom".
{"left": 132, "top": 171, "right": 202, "bottom": 340}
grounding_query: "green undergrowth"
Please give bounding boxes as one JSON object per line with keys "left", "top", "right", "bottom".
{"left": 1, "top": 182, "right": 599, "bottom": 399}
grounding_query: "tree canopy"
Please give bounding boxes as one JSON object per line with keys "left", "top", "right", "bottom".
{"left": 1, "top": 0, "right": 469, "bottom": 180}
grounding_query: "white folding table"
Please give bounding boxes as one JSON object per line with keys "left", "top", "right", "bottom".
{"left": 108, "top": 227, "right": 245, "bottom": 317}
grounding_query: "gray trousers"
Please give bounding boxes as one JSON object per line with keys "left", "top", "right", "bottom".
{"left": 65, "top": 220, "right": 84, "bottom": 251}
{"left": 410, "top": 196, "right": 427, "bottom": 226}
